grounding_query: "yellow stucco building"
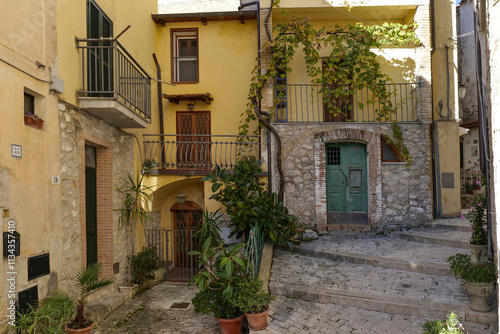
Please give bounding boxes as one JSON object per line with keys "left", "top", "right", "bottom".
{"left": 0, "top": 0, "right": 460, "bottom": 330}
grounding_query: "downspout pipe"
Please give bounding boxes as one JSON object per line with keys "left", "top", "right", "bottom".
{"left": 152, "top": 53, "right": 166, "bottom": 166}
{"left": 239, "top": 1, "right": 269, "bottom": 191}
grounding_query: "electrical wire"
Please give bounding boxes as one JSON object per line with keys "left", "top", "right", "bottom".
{"left": 0, "top": 57, "right": 51, "bottom": 83}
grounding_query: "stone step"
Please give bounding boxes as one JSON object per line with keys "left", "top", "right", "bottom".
{"left": 269, "top": 282, "right": 497, "bottom": 326}
{"left": 94, "top": 298, "right": 144, "bottom": 332}
{"left": 293, "top": 234, "right": 466, "bottom": 276}
{"left": 389, "top": 228, "right": 470, "bottom": 249}
{"left": 269, "top": 249, "right": 496, "bottom": 325}
{"left": 433, "top": 217, "right": 471, "bottom": 232}
{"left": 86, "top": 293, "right": 127, "bottom": 325}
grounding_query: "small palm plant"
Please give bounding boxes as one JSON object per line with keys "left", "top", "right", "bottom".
{"left": 44, "top": 263, "right": 114, "bottom": 329}
{"left": 116, "top": 173, "right": 153, "bottom": 286}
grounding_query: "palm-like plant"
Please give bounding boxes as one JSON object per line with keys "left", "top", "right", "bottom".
{"left": 44, "top": 263, "right": 114, "bottom": 329}
{"left": 116, "top": 173, "right": 153, "bottom": 286}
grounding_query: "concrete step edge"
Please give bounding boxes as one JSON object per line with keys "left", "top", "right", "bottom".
{"left": 293, "top": 248, "right": 453, "bottom": 277}
{"left": 433, "top": 222, "right": 471, "bottom": 232}
{"left": 269, "top": 282, "right": 497, "bottom": 325}
{"left": 389, "top": 231, "right": 470, "bottom": 249}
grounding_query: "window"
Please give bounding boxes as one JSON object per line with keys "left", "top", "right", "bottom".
{"left": 172, "top": 29, "right": 198, "bottom": 83}
{"left": 87, "top": 0, "right": 113, "bottom": 95}
{"left": 381, "top": 136, "right": 404, "bottom": 162}
{"left": 24, "top": 92, "right": 35, "bottom": 115}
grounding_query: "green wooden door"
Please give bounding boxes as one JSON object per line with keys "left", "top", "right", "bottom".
{"left": 326, "top": 143, "right": 368, "bottom": 225}
{"left": 85, "top": 146, "right": 98, "bottom": 265}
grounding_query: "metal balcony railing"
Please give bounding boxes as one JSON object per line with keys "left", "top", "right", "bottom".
{"left": 274, "top": 82, "right": 421, "bottom": 123}
{"left": 143, "top": 134, "right": 261, "bottom": 170}
{"left": 76, "top": 39, "right": 151, "bottom": 122}
{"left": 461, "top": 165, "right": 482, "bottom": 194}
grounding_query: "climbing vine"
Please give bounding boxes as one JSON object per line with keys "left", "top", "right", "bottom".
{"left": 240, "top": 3, "right": 421, "bottom": 197}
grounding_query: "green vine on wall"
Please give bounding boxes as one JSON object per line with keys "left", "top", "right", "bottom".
{"left": 240, "top": 3, "right": 420, "bottom": 171}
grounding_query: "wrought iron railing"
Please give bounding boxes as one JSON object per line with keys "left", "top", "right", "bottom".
{"left": 143, "top": 134, "right": 261, "bottom": 170}
{"left": 274, "top": 82, "right": 421, "bottom": 123}
{"left": 76, "top": 39, "right": 151, "bottom": 122}
{"left": 461, "top": 165, "right": 482, "bottom": 194}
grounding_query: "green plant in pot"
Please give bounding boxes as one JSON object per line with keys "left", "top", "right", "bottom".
{"left": 232, "top": 276, "right": 273, "bottom": 330}
{"left": 32, "top": 263, "right": 114, "bottom": 334}
{"left": 467, "top": 176, "right": 488, "bottom": 265}
{"left": 131, "top": 246, "right": 162, "bottom": 288}
{"left": 189, "top": 214, "right": 248, "bottom": 334}
{"left": 15, "top": 299, "right": 75, "bottom": 334}
{"left": 447, "top": 253, "right": 496, "bottom": 312}
{"left": 116, "top": 173, "right": 153, "bottom": 288}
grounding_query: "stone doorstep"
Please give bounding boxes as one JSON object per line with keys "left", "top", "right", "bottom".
{"left": 389, "top": 231, "right": 470, "bottom": 249}
{"left": 293, "top": 248, "right": 453, "bottom": 277}
{"left": 86, "top": 293, "right": 128, "bottom": 325}
{"left": 269, "top": 282, "right": 497, "bottom": 325}
{"left": 94, "top": 298, "right": 144, "bottom": 332}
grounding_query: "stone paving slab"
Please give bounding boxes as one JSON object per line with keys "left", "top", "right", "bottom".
{"left": 271, "top": 249, "right": 469, "bottom": 307}
{"left": 258, "top": 296, "right": 497, "bottom": 334}
{"left": 390, "top": 228, "right": 470, "bottom": 248}
{"left": 295, "top": 234, "right": 466, "bottom": 276}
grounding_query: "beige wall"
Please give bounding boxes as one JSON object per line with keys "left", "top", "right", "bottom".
{"left": 432, "top": 0, "right": 461, "bottom": 217}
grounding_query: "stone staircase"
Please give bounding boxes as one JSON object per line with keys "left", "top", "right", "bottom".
{"left": 269, "top": 218, "right": 497, "bottom": 328}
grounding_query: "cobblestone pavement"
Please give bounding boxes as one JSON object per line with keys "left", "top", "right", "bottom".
{"left": 271, "top": 249, "right": 468, "bottom": 306}
{"left": 260, "top": 296, "right": 497, "bottom": 334}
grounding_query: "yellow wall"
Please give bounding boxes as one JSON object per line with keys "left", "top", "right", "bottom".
{"left": 432, "top": 0, "right": 461, "bottom": 217}
{"left": 0, "top": 0, "right": 61, "bottom": 328}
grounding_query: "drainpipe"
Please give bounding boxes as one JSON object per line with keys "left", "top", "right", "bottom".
{"left": 434, "top": 121, "right": 442, "bottom": 218}
{"left": 152, "top": 53, "right": 166, "bottom": 167}
{"left": 239, "top": 1, "right": 269, "bottom": 191}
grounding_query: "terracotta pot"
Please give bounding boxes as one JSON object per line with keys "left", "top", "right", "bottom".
{"left": 469, "top": 243, "right": 488, "bottom": 266}
{"left": 66, "top": 322, "right": 94, "bottom": 334}
{"left": 460, "top": 280, "right": 495, "bottom": 312}
{"left": 215, "top": 314, "right": 245, "bottom": 334}
{"left": 245, "top": 308, "right": 269, "bottom": 330}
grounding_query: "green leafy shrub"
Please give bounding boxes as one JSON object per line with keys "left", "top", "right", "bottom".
{"left": 231, "top": 276, "right": 273, "bottom": 314}
{"left": 467, "top": 176, "right": 487, "bottom": 245}
{"left": 202, "top": 156, "right": 299, "bottom": 250}
{"left": 447, "top": 253, "right": 496, "bottom": 283}
{"left": 422, "top": 312, "right": 466, "bottom": 334}
{"left": 15, "top": 301, "right": 74, "bottom": 334}
{"left": 131, "top": 246, "right": 161, "bottom": 285}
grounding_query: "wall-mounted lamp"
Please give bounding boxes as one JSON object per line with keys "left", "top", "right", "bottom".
{"left": 187, "top": 100, "right": 197, "bottom": 111}
{"left": 458, "top": 84, "right": 468, "bottom": 99}
{"left": 175, "top": 184, "right": 188, "bottom": 204}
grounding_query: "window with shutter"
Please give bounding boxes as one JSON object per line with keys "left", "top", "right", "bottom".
{"left": 171, "top": 29, "right": 199, "bottom": 83}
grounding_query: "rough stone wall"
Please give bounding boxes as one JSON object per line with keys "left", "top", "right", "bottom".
{"left": 274, "top": 122, "right": 432, "bottom": 230}
{"left": 59, "top": 102, "right": 134, "bottom": 290}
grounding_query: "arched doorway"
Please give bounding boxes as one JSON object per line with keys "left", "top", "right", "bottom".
{"left": 169, "top": 200, "right": 202, "bottom": 281}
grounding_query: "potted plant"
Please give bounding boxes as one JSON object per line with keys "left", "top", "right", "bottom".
{"left": 41, "top": 263, "right": 114, "bottom": 333}
{"left": 447, "top": 253, "right": 496, "bottom": 312}
{"left": 131, "top": 246, "right": 162, "bottom": 289}
{"left": 141, "top": 159, "right": 158, "bottom": 175}
{"left": 467, "top": 177, "right": 488, "bottom": 265}
{"left": 189, "top": 210, "right": 248, "bottom": 334}
{"left": 232, "top": 276, "right": 273, "bottom": 330}
{"left": 116, "top": 173, "right": 153, "bottom": 295}
{"left": 24, "top": 112, "right": 44, "bottom": 129}
{"left": 15, "top": 299, "right": 75, "bottom": 334}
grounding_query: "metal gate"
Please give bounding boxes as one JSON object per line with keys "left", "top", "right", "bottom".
{"left": 145, "top": 228, "right": 200, "bottom": 282}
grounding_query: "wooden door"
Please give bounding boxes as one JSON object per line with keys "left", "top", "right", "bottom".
{"left": 173, "top": 210, "right": 202, "bottom": 268}
{"left": 326, "top": 143, "right": 368, "bottom": 225}
{"left": 176, "top": 111, "right": 211, "bottom": 168}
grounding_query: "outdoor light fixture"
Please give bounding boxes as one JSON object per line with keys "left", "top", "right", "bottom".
{"left": 458, "top": 84, "right": 467, "bottom": 99}
{"left": 187, "top": 100, "right": 196, "bottom": 110}
{"left": 175, "top": 184, "right": 188, "bottom": 204}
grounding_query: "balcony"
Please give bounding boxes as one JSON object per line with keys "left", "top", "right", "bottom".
{"left": 273, "top": 81, "right": 422, "bottom": 123}
{"left": 143, "top": 134, "right": 261, "bottom": 175}
{"left": 76, "top": 39, "right": 151, "bottom": 128}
